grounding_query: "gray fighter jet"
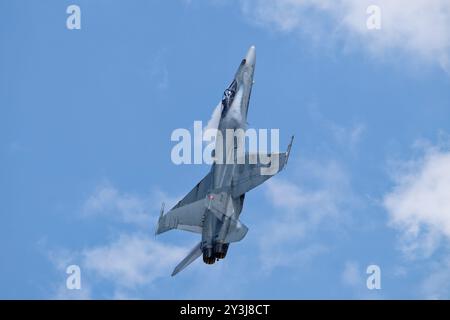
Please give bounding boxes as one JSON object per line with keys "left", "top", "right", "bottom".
{"left": 156, "top": 46, "right": 293, "bottom": 276}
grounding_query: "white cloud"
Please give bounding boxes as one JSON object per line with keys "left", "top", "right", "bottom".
{"left": 45, "top": 246, "right": 93, "bottom": 299}
{"left": 83, "top": 183, "right": 148, "bottom": 226}
{"left": 240, "top": 0, "right": 450, "bottom": 71}
{"left": 260, "top": 159, "right": 357, "bottom": 270}
{"left": 266, "top": 159, "right": 354, "bottom": 222}
{"left": 340, "top": 261, "right": 384, "bottom": 299}
{"left": 82, "top": 182, "right": 178, "bottom": 227}
{"left": 45, "top": 183, "right": 190, "bottom": 297}
{"left": 384, "top": 144, "right": 450, "bottom": 258}
{"left": 48, "top": 231, "right": 188, "bottom": 297}
{"left": 82, "top": 233, "right": 188, "bottom": 288}
{"left": 80, "top": 184, "right": 188, "bottom": 288}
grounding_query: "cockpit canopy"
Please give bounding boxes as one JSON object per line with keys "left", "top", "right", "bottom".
{"left": 221, "top": 80, "right": 237, "bottom": 109}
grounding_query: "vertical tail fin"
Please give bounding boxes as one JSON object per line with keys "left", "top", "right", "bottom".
{"left": 171, "top": 242, "right": 202, "bottom": 276}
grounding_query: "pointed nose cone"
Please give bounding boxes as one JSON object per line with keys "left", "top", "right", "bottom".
{"left": 245, "top": 45, "right": 256, "bottom": 67}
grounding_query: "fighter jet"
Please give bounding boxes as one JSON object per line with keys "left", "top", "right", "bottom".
{"left": 155, "top": 46, "right": 294, "bottom": 276}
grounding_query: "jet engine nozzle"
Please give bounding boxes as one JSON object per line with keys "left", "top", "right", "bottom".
{"left": 202, "top": 247, "right": 216, "bottom": 264}
{"left": 214, "top": 243, "right": 229, "bottom": 259}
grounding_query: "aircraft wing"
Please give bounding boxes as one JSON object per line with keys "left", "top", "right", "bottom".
{"left": 172, "top": 171, "right": 212, "bottom": 209}
{"left": 231, "top": 136, "right": 293, "bottom": 197}
{"left": 155, "top": 172, "right": 212, "bottom": 235}
{"left": 171, "top": 241, "right": 203, "bottom": 276}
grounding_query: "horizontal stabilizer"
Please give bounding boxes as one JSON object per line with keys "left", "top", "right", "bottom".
{"left": 224, "top": 219, "right": 248, "bottom": 243}
{"left": 172, "top": 242, "right": 202, "bottom": 276}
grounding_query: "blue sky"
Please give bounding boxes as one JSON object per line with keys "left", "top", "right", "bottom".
{"left": 1, "top": 0, "right": 450, "bottom": 299}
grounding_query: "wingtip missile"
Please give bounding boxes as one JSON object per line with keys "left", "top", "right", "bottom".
{"left": 160, "top": 202, "right": 165, "bottom": 218}
{"left": 155, "top": 202, "right": 166, "bottom": 236}
{"left": 286, "top": 135, "right": 294, "bottom": 165}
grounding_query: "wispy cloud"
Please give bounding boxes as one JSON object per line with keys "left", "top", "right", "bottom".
{"left": 380, "top": 138, "right": 450, "bottom": 299}
{"left": 82, "top": 233, "right": 187, "bottom": 288}
{"left": 341, "top": 261, "right": 384, "bottom": 299}
{"left": 240, "top": 0, "right": 450, "bottom": 71}
{"left": 47, "top": 233, "right": 186, "bottom": 297}
{"left": 46, "top": 247, "right": 93, "bottom": 299}
{"left": 82, "top": 182, "right": 178, "bottom": 228}
{"left": 384, "top": 142, "right": 450, "bottom": 258}
{"left": 260, "top": 158, "right": 358, "bottom": 271}
{"left": 47, "top": 183, "right": 188, "bottom": 297}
